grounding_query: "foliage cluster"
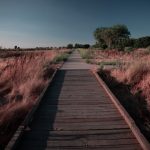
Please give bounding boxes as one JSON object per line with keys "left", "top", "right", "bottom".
{"left": 94, "top": 24, "right": 150, "bottom": 50}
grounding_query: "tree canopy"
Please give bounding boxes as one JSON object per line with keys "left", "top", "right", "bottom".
{"left": 67, "top": 44, "right": 73, "bottom": 49}
{"left": 134, "top": 36, "right": 150, "bottom": 48}
{"left": 94, "top": 24, "right": 130, "bottom": 49}
{"left": 74, "top": 43, "right": 90, "bottom": 49}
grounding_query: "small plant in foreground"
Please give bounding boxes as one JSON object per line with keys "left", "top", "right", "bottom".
{"left": 146, "top": 46, "right": 150, "bottom": 52}
{"left": 98, "top": 61, "right": 121, "bottom": 66}
{"left": 124, "top": 47, "right": 133, "bottom": 52}
{"left": 52, "top": 53, "right": 69, "bottom": 63}
{"left": 79, "top": 49, "right": 94, "bottom": 59}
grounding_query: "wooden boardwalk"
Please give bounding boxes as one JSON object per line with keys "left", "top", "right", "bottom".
{"left": 61, "top": 50, "right": 93, "bottom": 70}
{"left": 11, "top": 51, "right": 148, "bottom": 150}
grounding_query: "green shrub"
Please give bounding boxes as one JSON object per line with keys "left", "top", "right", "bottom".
{"left": 66, "top": 50, "right": 72, "bottom": 54}
{"left": 134, "top": 36, "right": 150, "bottom": 48}
{"left": 67, "top": 44, "right": 73, "bottom": 49}
{"left": 52, "top": 53, "right": 69, "bottom": 63}
{"left": 86, "top": 59, "right": 92, "bottom": 64}
{"left": 79, "top": 49, "right": 94, "bottom": 59}
{"left": 98, "top": 61, "right": 122, "bottom": 69}
{"left": 124, "top": 47, "right": 133, "bottom": 52}
{"left": 146, "top": 46, "right": 150, "bottom": 51}
{"left": 98, "top": 61, "right": 121, "bottom": 66}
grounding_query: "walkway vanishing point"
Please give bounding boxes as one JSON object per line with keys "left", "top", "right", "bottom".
{"left": 7, "top": 50, "right": 150, "bottom": 150}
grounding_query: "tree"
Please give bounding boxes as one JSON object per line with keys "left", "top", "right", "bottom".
{"left": 134, "top": 36, "right": 150, "bottom": 48}
{"left": 14, "top": 45, "right": 18, "bottom": 49}
{"left": 115, "top": 38, "right": 135, "bottom": 50}
{"left": 74, "top": 43, "right": 80, "bottom": 48}
{"left": 94, "top": 24, "right": 130, "bottom": 49}
{"left": 83, "top": 44, "right": 90, "bottom": 49}
{"left": 67, "top": 44, "right": 73, "bottom": 49}
{"left": 94, "top": 27, "right": 108, "bottom": 47}
{"left": 74, "top": 43, "right": 90, "bottom": 49}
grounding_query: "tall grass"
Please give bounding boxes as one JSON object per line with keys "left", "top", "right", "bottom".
{"left": 125, "top": 61, "right": 150, "bottom": 84}
{"left": 78, "top": 49, "right": 94, "bottom": 59}
{"left": 99, "top": 60, "right": 150, "bottom": 141}
{"left": 0, "top": 50, "right": 68, "bottom": 148}
{"left": 52, "top": 53, "right": 69, "bottom": 63}
{"left": 98, "top": 49, "right": 150, "bottom": 141}
{"left": 94, "top": 48, "right": 150, "bottom": 65}
{"left": 111, "top": 60, "right": 150, "bottom": 103}
{"left": 110, "top": 61, "right": 150, "bottom": 138}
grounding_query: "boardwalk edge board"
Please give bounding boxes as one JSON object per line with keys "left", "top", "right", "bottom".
{"left": 5, "top": 69, "right": 58, "bottom": 150}
{"left": 92, "top": 70, "right": 150, "bottom": 150}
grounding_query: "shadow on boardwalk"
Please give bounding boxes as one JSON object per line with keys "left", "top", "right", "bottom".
{"left": 99, "top": 70, "right": 150, "bottom": 142}
{"left": 15, "top": 70, "right": 66, "bottom": 150}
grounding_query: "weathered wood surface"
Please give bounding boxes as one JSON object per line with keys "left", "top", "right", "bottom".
{"left": 12, "top": 51, "right": 148, "bottom": 150}
{"left": 60, "top": 50, "right": 94, "bottom": 70}
{"left": 13, "top": 69, "right": 143, "bottom": 150}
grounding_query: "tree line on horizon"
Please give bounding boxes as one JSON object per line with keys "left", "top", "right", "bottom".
{"left": 0, "top": 44, "right": 90, "bottom": 51}
{"left": 93, "top": 24, "right": 150, "bottom": 51}
{"left": 1, "top": 24, "right": 150, "bottom": 51}
{"left": 67, "top": 43, "right": 90, "bottom": 49}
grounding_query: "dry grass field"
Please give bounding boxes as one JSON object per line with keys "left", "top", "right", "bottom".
{"left": 79, "top": 48, "right": 150, "bottom": 141}
{"left": 94, "top": 49, "right": 150, "bottom": 141}
{"left": 94, "top": 49, "right": 150, "bottom": 108}
{"left": 0, "top": 49, "right": 70, "bottom": 148}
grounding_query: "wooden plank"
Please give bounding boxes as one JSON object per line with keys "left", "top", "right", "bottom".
{"left": 36, "top": 111, "right": 122, "bottom": 116}
{"left": 32, "top": 117, "right": 124, "bottom": 123}
{"left": 15, "top": 138, "right": 139, "bottom": 147}
{"left": 31, "top": 115, "right": 129, "bottom": 119}
{"left": 31, "top": 124, "right": 129, "bottom": 131}
{"left": 31, "top": 117, "right": 126, "bottom": 123}
{"left": 31, "top": 120, "right": 127, "bottom": 126}
{"left": 19, "top": 132, "right": 134, "bottom": 142}
{"left": 25, "top": 128, "right": 132, "bottom": 134}
{"left": 39, "top": 105, "right": 117, "bottom": 109}
{"left": 17, "top": 145, "right": 142, "bottom": 150}
{"left": 36, "top": 109, "right": 119, "bottom": 114}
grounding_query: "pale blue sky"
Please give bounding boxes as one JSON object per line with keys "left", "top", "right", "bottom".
{"left": 0, "top": 0, "right": 150, "bottom": 48}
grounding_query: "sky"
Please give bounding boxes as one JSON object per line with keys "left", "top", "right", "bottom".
{"left": 0, "top": 0, "right": 150, "bottom": 48}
